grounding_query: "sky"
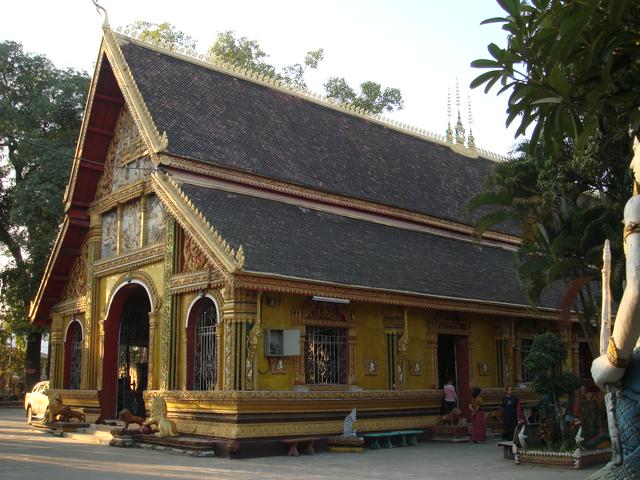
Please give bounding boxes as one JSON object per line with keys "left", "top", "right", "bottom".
{"left": 2, "top": 0, "right": 523, "bottom": 156}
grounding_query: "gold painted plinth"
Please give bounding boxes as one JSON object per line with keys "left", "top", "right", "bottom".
{"left": 144, "top": 389, "right": 441, "bottom": 439}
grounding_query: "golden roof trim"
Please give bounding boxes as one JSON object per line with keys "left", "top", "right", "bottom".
{"left": 102, "top": 25, "right": 168, "bottom": 157}
{"left": 150, "top": 172, "right": 244, "bottom": 272}
{"left": 167, "top": 157, "right": 521, "bottom": 247}
{"left": 111, "top": 29, "right": 507, "bottom": 163}
{"left": 234, "top": 271, "right": 562, "bottom": 321}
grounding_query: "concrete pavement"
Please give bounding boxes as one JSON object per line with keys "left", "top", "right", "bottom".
{"left": 0, "top": 407, "right": 597, "bottom": 479}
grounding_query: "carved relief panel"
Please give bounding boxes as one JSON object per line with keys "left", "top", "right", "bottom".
{"left": 182, "top": 233, "right": 208, "bottom": 273}
{"left": 145, "top": 194, "right": 166, "bottom": 246}
{"left": 95, "top": 108, "right": 153, "bottom": 201}
{"left": 120, "top": 200, "right": 142, "bottom": 253}
{"left": 101, "top": 210, "right": 118, "bottom": 259}
{"left": 62, "top": 240, "right": 89, "bottom": 300}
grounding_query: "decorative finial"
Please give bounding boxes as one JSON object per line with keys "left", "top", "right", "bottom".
{"left": 446, "top": 88, "right": 453, "bottom": 143}
{"left": 467, "top": 96, "right": 476, "bottom": 150}
{"left": 454, "top": 79, "right": 465, "bottom": 145}
{"left": 92, "top": 0, "right": 109, "bottom": 27}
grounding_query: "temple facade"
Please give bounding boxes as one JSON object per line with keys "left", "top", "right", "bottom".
{"left": 30, "top": 23, "right": 592, "bottom": 444}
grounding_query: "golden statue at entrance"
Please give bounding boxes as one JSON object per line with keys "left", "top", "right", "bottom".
{"left": 144, "top": 396, "right": 179, "bottom": 437}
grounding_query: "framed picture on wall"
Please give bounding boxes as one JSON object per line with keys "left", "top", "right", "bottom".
{"left": 477, "top": 362, "right": 489, "bottom": 376}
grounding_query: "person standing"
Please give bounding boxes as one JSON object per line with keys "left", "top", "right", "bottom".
{"left": 502, "top": 385, "right": 520, "bottom": 440}
{"left": 442, "top": 379, "right": 457, "bottom": 414}
{"left": 470, "top": 386, "right": 486, "bottom": 443}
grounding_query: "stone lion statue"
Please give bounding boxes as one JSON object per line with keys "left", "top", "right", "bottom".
{"left": 45, "top": 391, "right": 64, "bottom": 424}
{"left": 44, "top": 391, "right": 85, "bottom": 423}
{"left": 144, "top": 396, "right": 178, "bottom": 437}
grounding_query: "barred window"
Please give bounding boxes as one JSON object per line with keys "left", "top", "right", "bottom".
{"left": 521, "top": 338, "right": 533, "bottom": 382}
{"left": 193, "top": 303, "right": 217, "bottom": 390}
{"left": 69, "top": 326, "right": 83, "bottom": 390}
{"left": 304, "top": 326, "right": 347, "bottom": 385}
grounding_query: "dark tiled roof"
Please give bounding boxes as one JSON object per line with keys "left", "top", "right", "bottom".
{"left": 181, "top": 183, "right": 559, "bottom": 309}
{"left": 121, "top": 41, "right": 505, "bottom": 229}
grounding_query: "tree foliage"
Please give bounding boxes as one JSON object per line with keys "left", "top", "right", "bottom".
{"left": 471, "top": 0, "right": 640, "bottom": 153}
{"left": 0, "top": 40, "right": 88, "bottom": 388}
{"left": 324, "top": 78, "right": 404, "bottom": 114}
{"left": 524, "top": 332, "right": 582, "bottom": 403}
{"left": 127, "top": 22, "right": 403, "bottom": 113}
{"left": 469, "top": 1, "right": 639, "bottom": 329}
{"left": 128, "top": 21, "right": 197, "bottom": 54}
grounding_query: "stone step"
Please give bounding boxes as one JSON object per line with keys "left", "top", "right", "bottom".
{"left": 65, "top": 423, "right": 121, "bottom": 445}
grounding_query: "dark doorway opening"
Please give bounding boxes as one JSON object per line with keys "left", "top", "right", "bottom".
{"left": 437, "top": 334, "right": 470, "bottom": 415}
{"left": 116, "top": 288, "right": 150, "bottom": 417}
{"left": 438, "top": 334, "right": 457, "bottom": 389}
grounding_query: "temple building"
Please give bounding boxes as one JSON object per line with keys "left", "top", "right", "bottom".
{"left": 29, "top": 22, "right": 591, "bottom": 447}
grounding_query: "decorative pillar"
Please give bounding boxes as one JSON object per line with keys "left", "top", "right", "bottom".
{"left": 96, "top": 315, "right": 106, "bottom": 390}
{"left": 159, "top": 217, "right": 178, "bottom": 390}
{"left": 221, "top": 279, "right": 256, "bottom": 390}
{"left": 425, "top": 317, "right": 438, "bottom": 388}
{"left": 245, "top": 292, "right": 263, "bottom": 390}
{"left": 348, "top": 326, "right": 357, "bottom": 386}
{"left": 49, "top": 313, "right": 64, "bottom": 389}
{"left": 396, "top": 308, "right": 410, "bottom": 390}
{"left": 148, "top": 310, "right": 159, "bottom": 390}
{"left": 139, "top": 196, "right": 147, "bottom": 248}
{"left": 83, "top": 213, "right": 102, "bottom": 390}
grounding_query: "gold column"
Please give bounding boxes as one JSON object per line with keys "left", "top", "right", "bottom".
{"left": 159, "top": 217, "right": 178, "bottom": 390}
{"left": 148, "top": 310, "right": 159, "bottom": 390}
{"left": 96, "top": 316, "right": 106, "bottom": 390}
{"left": 49, "top": 313, "right": 64, "bottom": 388}
{"left": 221, "top": 281, "right": 256, "bottom": 390}
{"left": 348, "top": 326, "right": 357, "bottom": 386}
{"left": 425, "top": 317, "right": 438, "bottom": 388}
{"left": 245, "top": 292, "right": 263, "bottom": 391}
{"left": 83, "top": 212, "right": 102, "bottom": 390}
{"left": 140, "top": 196, "right": 147, "bottom": 248}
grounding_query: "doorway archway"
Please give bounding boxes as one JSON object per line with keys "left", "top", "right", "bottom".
{"left": 102, "top": 283, "right": 151, "bottom": 418}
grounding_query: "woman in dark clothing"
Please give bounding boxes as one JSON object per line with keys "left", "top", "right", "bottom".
{"left": 502, "top": 385, "right": 520, "bottom": 440}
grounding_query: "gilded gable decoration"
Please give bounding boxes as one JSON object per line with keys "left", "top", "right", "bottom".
{"left": 120, "top": 200, "right": 142, "bottom": 253}
{"left": 183, "top": 234, "right": 208, "bottom": 273}
{"left": 62, "top": 241, "right": 89, "bottom": 301}
{"left": 100, "top": 210, "right": 118, "bottom": 258}
{"left": 292, "top": 299, "right": 355, "bottom": 328}
{"left": 145, "top": 194, "right": 166, "bottom": 246}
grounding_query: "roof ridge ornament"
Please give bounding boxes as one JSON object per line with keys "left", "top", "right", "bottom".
{"left": 467, "top": 96, "right": 476, "bottom": 151}
{"left": 92, "top": 0, "right": 109, "bottom": 28}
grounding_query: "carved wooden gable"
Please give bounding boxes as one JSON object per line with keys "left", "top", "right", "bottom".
{"left": 292, "top": 299, "right": 355, "bottom": 328}
{"left": 95, "top": 107, "right": 154, "bottom": 201}
{"left": 62, "top": 240, "right": 89, "bottom": 301}
{"left": 181, "top": 231, "right": 209, "bottom": 273}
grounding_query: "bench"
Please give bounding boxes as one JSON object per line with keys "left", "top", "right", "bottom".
{"left": 363, "top": 430, "right": 423, "bottom": 449}
{"left": 498, "top": 441, "right": 515, "bottom": 460}
{"left": 281, "top": 436, "right": 322, "bottom": 456}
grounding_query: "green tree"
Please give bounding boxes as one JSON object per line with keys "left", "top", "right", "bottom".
{"left": 0, "top": 40, "right": 89, "bottom": 390}
{"left": 127, "top": 23, "right": 404, "bottom": 113}
{"left": 469, "top": 0, "right": 639, "bottom": 327}
{"left": 524, "top": 332, "right": 582, "bottom": 449}
{"left": 128, "top": 21, "right": 197, "bottom": 54}
{"left": 324, "top": 78, "right": 404, "bottom": 114}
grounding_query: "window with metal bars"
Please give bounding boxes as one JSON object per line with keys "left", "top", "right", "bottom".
{"left": 69, "top": 326, "right": 82, "bottom": 390}
{"left": 193, "top": 303, "right": 217, "bottom": 390}
{"left": 304, "top": 326, "right": 347, "bottom": 385}
{"left": 520, "top": 338, "right": 533, "bottom": 382}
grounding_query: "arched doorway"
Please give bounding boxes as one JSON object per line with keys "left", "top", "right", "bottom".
{"left": 186, "top": 297, "right": 218, "bottom": 390}
{"left": 63, "top": 320, "right": 83, "bottom": 390}
{"left": 102, "top": 283, "right": 151, "bottom": 418}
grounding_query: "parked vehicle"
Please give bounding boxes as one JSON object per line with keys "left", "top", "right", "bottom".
{"left": 24, "top": 381, "right": 49, "bottom": 423}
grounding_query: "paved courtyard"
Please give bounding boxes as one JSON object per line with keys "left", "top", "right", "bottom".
{"left": 0, "top": 407, "right": 597, "bottom": 480}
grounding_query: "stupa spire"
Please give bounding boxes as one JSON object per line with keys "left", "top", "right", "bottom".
{"left": 446, "top": 88, "right": 453, "bottom": 143}
{"left": 454, "top": 79, "right": 465, "bottom": 145}
{"left": 467, "top": 96, "right": 476, "bottom": 150}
